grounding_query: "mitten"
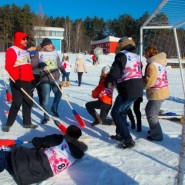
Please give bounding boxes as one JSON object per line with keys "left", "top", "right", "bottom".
{"left": 15, "top": 80, "right": 22, "bottom": 89}
{"left": 32, "top": 137, "right": 43, "bottom": 148}
{"left": 38, "top": 62, "right": 47, "bottom": 69}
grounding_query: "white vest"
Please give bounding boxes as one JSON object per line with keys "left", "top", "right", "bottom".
{"left": 11, "top": 46, "right": 31, "bottom": 67}
{"left": 39, "top": 50, "right": 58, "bottom": 70}
{"left": 44, "top": 139, "right": 76, "bottom": 175}
{"left": 151, "top": 62, "right": 168, "bottom": 89}
{"left": 99, "top": 86, "right": 114, "bottom": 98}
{"left": 117, "top": 50, "right": 142, "bottom": 83}
{"left": 62, "top": 60, "right": 72, "bottom": 73}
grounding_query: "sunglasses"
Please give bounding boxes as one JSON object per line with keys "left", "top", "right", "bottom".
{"left": 22, "top": 37, "right": 29, "bottom": 41}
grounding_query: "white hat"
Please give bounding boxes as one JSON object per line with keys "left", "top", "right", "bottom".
{"left": 102, "top": 66, "right": 110, "bottom": 75}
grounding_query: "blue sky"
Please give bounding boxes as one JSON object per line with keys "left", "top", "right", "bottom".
{"left": 0, "top": 0, "right": 162, "bottom": 20}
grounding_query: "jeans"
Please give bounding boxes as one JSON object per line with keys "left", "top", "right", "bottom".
{"left": 62, "top": 72, "right": 70, "bottom": 81}
{"left": 41, "top": 81, "right": 62, "bottom": 119}
{"left": 111, "top": 94, "right": 136, "bottom": 143}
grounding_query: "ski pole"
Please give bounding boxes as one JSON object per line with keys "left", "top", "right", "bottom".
{"left": 45, "top": 67, "right": 86, "bottom": 127}
{"left": 8, "top": 76, "right": 67, "bottom": 133}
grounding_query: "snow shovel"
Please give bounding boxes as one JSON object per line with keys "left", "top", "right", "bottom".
{"left": 0, "top": 139, "right": 31, "bottom": 147}
{"left": 45, "top": 67, "right": 86, "bottom": 127}
{"left": 8, "top": 76, "right": 67, "bottom": 133}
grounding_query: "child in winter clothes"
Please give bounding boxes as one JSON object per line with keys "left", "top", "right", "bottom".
{"left": 85, "top": 66, "right": 114, "bottom": 126}
{"left": 0, "top": 125, "right": 88, "bottom": 185}
{"left": 61, "top": 54, "right": 72, "bottom": 87}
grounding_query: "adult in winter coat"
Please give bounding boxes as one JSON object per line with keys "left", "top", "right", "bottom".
{"left": 0, "top": 125, "right": 88, "bottom": 185}
{"left": 143, "top": 46, "right": 169, "bottom": 141}
{"left": 105, "top": 36, "right": 143, "bottom": 149}
{"left": 61, "top": 54, "right": 72, "bottom": 87}
{"left": 85, "top": 66, "right": 114, "bottom": 126}
{"left": 74, "top": 54, "right": 87, "bottom": 86}
{"left": 31, "top": 38, "right": 64, "bottom": 124}
{"left": 4, "top": 32, "right": 38, "bottom": 132}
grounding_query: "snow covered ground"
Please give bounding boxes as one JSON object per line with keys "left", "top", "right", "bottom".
{"left": 0, "top": 52, "right": 184, "bottom": 185}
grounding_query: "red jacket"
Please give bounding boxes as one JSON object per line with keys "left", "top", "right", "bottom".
{"left": 92, "top": 74, "right": 113, "bottom": 105}
{"left": 92, "top": 54, "right": 96, "bottom": 61}
{"left": 5, "top": 32, "right": 34, "bottom": 81}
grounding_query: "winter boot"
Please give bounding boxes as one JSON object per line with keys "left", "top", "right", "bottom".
{"left": 103, "top": 119, "right": 115, "bottom": 125}
{"left": 66, "top": 81, "right": 70, "bottom": 87}
{"left": 61, "top": 81, "right": 65, "bottom": 87}
{"left": 118, "top": 139, "right": 135, "bottom": 149}
{"left": 110, "top": 134, "right": 123, "bottom": 142}
{"left": 91, "top": 111, "right": 102, "bottom": 126}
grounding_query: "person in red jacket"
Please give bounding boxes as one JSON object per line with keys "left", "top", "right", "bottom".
{"left": 4, "top": 32, "right": 38, "bottom": 132}
{"left": 92, "top": 54, "right": 97, "bottom": 65}
{"left": 85, "top": 66, "right": 114, "bottom": 126}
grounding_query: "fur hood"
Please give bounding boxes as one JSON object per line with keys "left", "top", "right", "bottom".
{"left": 146, "top": 52, "right": 167, "bottom": 66}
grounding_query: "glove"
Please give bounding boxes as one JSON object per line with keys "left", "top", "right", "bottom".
{"left": 38, "top": 62, "right": 47, "bottom": 69}
{"left": 15, "top": 80, "right": 22, "bottom": 89}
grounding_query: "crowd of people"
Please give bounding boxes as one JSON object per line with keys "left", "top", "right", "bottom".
{"left": 1, "top": 31, "right": 170, "bottom": 184}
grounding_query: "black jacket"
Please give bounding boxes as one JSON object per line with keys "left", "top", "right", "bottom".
{"left": 105, "top": 46, "right": 143, "bottom": 99}
{"left": 11, "top": 134, "right": 85, "bottom": 185}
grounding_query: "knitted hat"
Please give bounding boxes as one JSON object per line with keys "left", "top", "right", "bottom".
{"left": 118, "top": 36, "right": 136, "bottom": 48}
{"left": 41, "top": 38, "right": 52, "bottom": 47}
{"left": 102, "top": 66, "right": 110, "bottom": 75}
{"left": 66, "top": 125, "right": 82, "bottom": 139}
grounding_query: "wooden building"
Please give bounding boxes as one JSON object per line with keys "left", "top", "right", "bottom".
{"left": 91, "top": 36, "right": 120, "bottom": 54}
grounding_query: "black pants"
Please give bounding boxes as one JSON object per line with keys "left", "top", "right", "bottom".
{"left": 86, "top": 100, "right": 111, "bottom": 123}
{"left": 33, "top": 74, "right": 43, "bottom": 105}
{"left": 0, "top": 150, "right": 13, "bottom": 174}
{"left": 77, "top": 72, "right": 83, "bottom": 86}
{"left": 127, "top": 97, "right": 143, "bottom": 125}
{"left": 6, "top": 80, "right": 33, "bottom": 126}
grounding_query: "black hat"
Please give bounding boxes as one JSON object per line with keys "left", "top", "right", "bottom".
{"left": 41, "top": 38, "right": 52, "bottom": 47}
{"left": 66, "top": 125, "right": 82, "bottom": 139}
